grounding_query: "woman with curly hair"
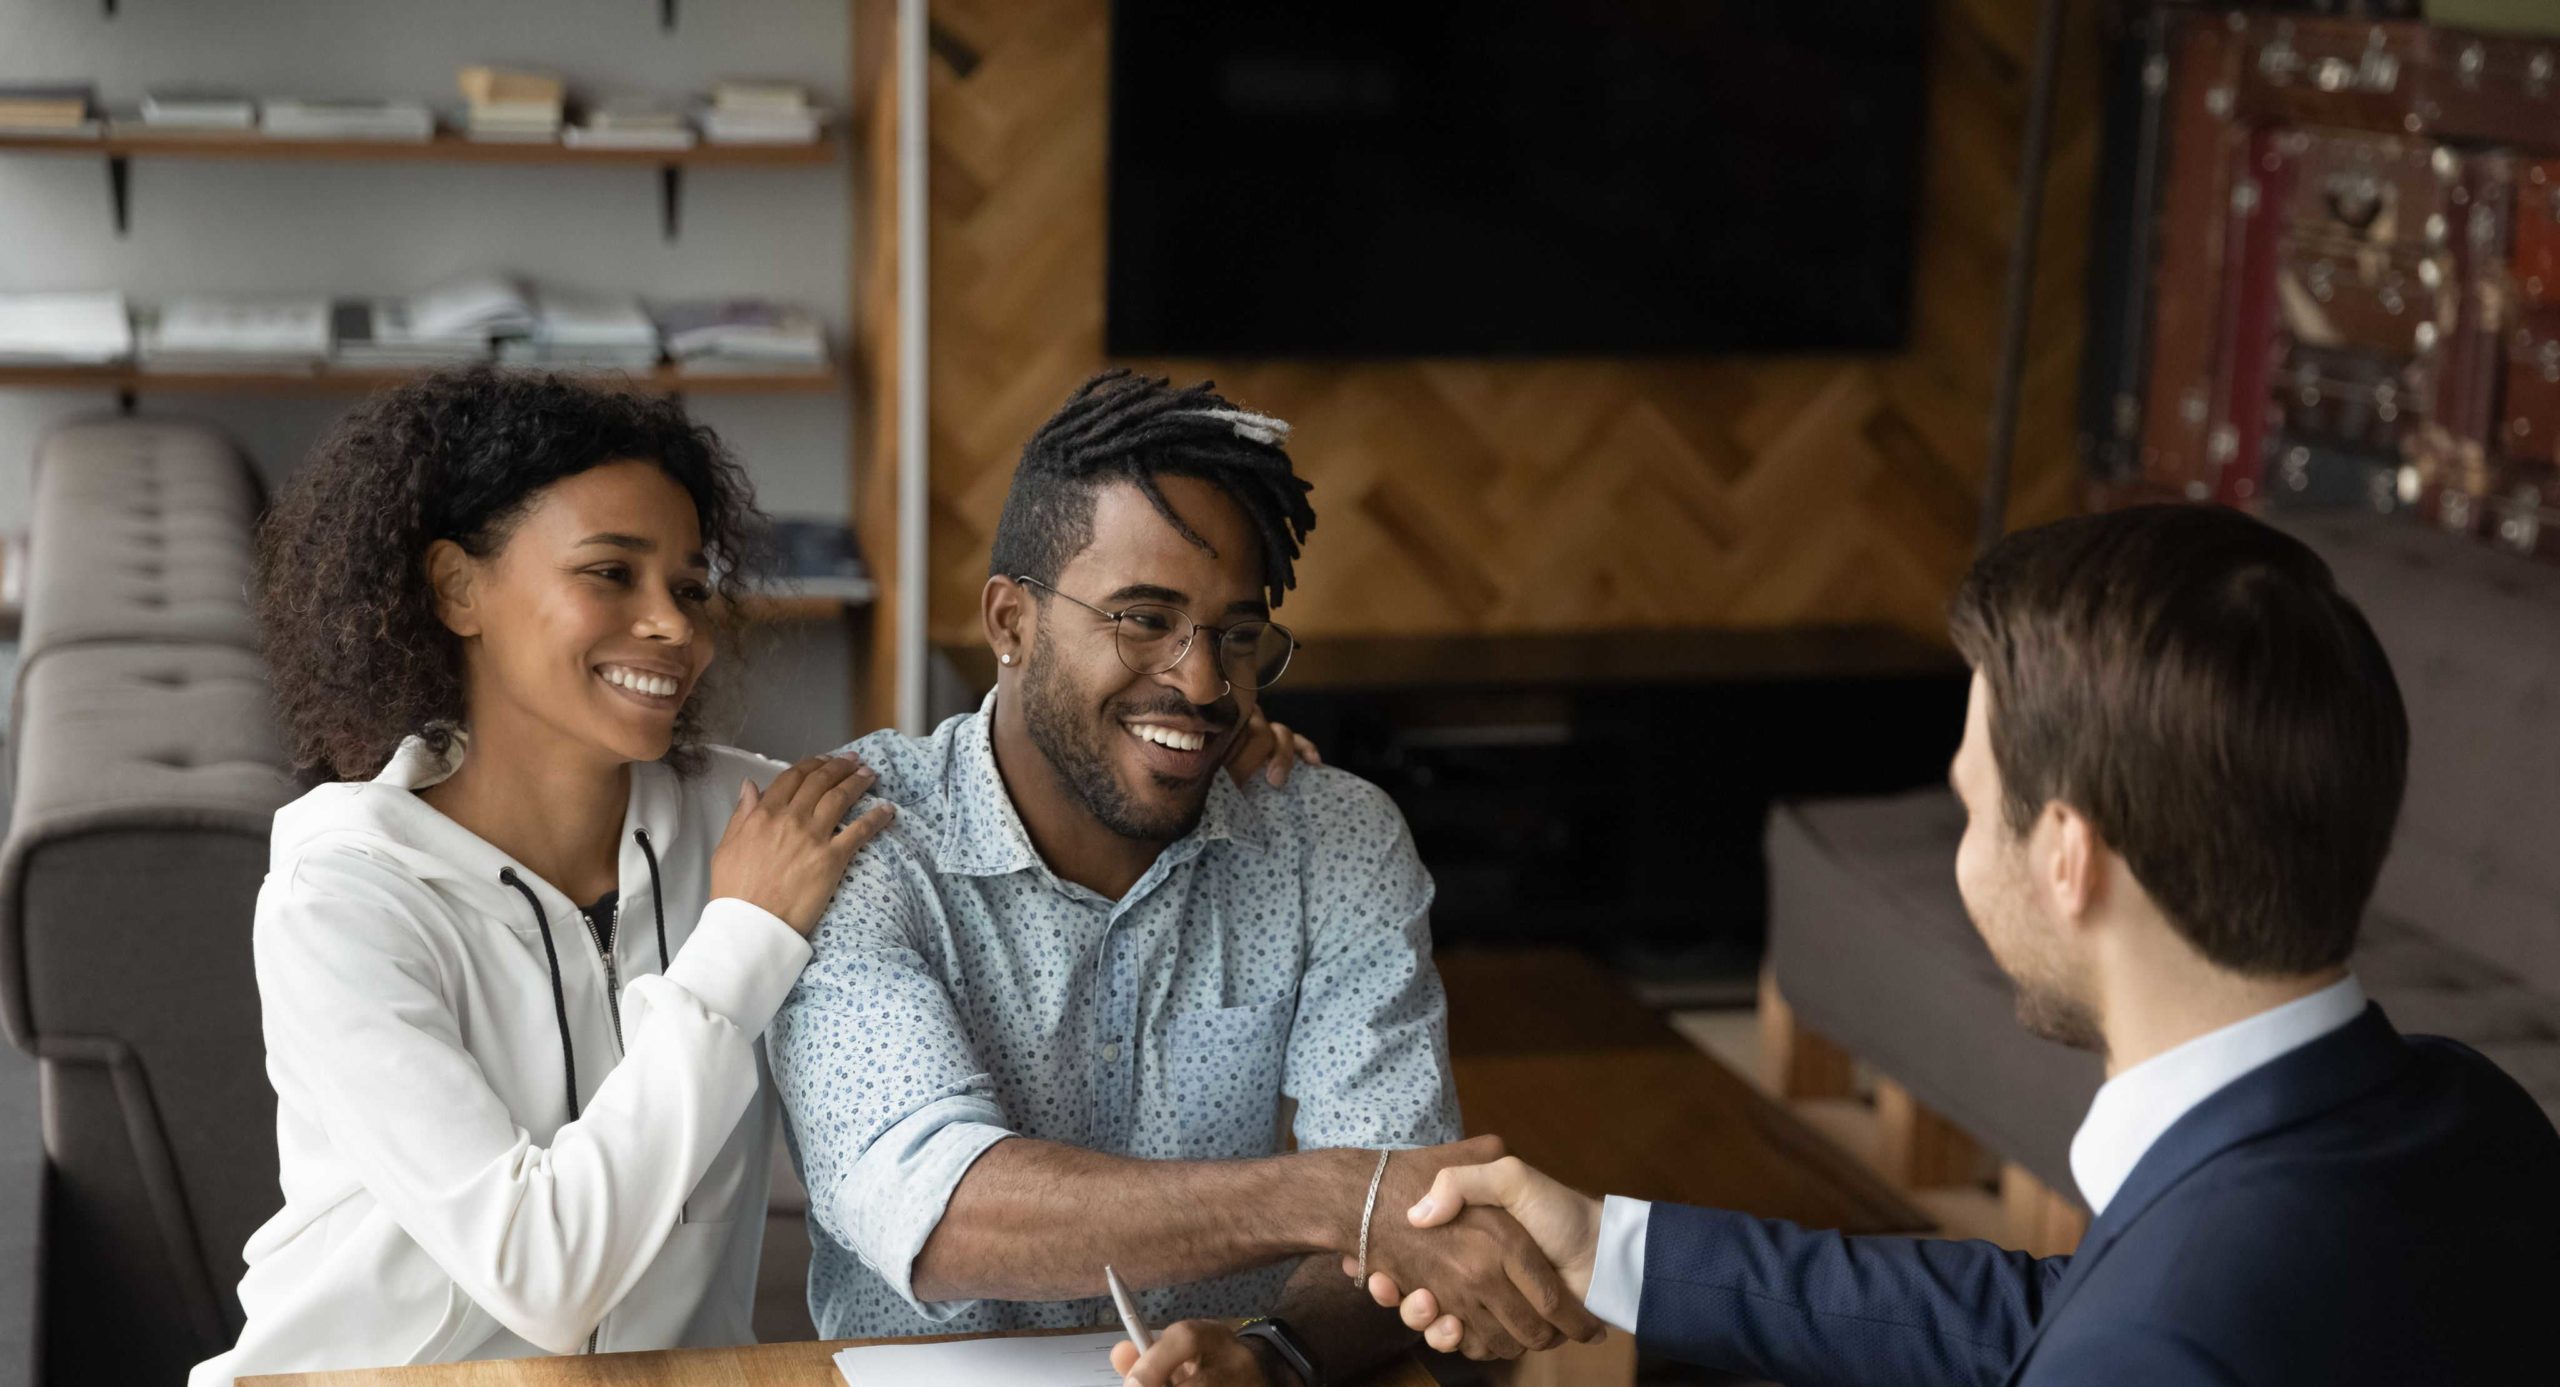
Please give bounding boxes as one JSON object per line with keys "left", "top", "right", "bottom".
{"left": 189, "top": 368, "right": 896, "bottom": 1382}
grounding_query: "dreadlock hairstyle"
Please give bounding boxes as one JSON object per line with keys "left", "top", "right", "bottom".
{"left": 989, "top": 370, "right": 1317, "bottom": 607}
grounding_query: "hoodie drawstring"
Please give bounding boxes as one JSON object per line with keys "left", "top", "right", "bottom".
{"left": 498, "top": 867, "right": 581, "bottom": 1121}
{"left": 634, "top": 828, "right": 669, "bottom": 973}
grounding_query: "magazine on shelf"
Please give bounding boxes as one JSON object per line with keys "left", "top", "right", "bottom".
{"left": 565, "top": 102, "right": 696, "bottom": 150}
{"left": 404, "top": 274, "right": 535, "bottom": 342}
{"left": 260, "top": 98, "right": 435, "bottom": 142}
{"left": 651, "top": 298, "right": 826, "bottom": 364}
{"left": 699, "top": 108, "right": 824, "bottom": 145}
{"left": 0, "top": 291, "right": 132, "bottom": 364}
{"left": 139, "top": 298, "right": 330, "bottom": 374}
{"left": 330, "top": 299, "right": 492, "bottom": 367}
{"left": 140, "top": 88, "right": 256, "bottom": 129}
{"left": 153, "top": 296, "right": 332, "bottom": 355}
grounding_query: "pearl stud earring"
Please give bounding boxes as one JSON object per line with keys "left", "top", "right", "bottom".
{"left": 1000, "top": 653, "right": 1015, "bottom": 665}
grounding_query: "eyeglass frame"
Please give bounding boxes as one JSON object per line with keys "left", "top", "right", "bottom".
{"left": 1010, "top": 574, "right": 1299, "bottom": 691}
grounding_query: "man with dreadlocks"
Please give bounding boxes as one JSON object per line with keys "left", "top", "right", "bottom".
{"left": 768, "top": 372, "right": 1604, "bottom": 1385}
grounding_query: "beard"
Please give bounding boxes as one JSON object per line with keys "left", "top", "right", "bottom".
{"left": 2010, "top": 971, "right": 2105, "bottom": 1055}
{"left": 1966, "top": 854, "right": 2107, "bottom": 1057}
{"left": 1018, "top": 640, "right": 1229, "bottom": 844}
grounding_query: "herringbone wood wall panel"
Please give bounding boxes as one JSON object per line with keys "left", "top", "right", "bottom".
{"left": 921, "top": 0, "right": 2095, "bottom": 645}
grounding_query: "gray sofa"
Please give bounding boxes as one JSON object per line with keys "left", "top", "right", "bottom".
{"left": 0, "top": 420, "right": 295, "bottom": 1387}
{"left": 1767, "top": 512, "right": 2560, "bottom": 1208}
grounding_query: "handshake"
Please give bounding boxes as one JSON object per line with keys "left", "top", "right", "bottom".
{"left": 1348, "top": 1140, "right": 1606, "bottom": 1358}
{"left": 1112, "top": 1136, "right": 1609, "bottom": 1387}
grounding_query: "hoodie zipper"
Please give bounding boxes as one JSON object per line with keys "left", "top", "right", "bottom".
{"left": 583, "top": 898, "right": 626, "bottom": 1056}
{"left": 580, "top": 896, "right": 620, "bottom": 1356}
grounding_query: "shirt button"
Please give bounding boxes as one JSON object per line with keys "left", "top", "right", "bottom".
{"left": 1103, "top": 1043, "right": 1121, "bottom": 1062}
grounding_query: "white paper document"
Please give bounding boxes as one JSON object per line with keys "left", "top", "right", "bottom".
{"left": 833, "top": 1329, "right": 1128, "bottom": 1387}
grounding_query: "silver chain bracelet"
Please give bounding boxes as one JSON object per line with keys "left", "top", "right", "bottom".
{"left": 1352, "top": 1149, "right": 1392, "bottom": 1284}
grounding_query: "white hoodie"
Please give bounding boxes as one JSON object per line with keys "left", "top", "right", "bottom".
{"left": 190, "top": 736, "right": 809, "bottom": 1385}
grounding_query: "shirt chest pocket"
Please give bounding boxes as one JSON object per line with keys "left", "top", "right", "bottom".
{"left": 1160, "top": 989, "right": 1297, "bottom": 1160}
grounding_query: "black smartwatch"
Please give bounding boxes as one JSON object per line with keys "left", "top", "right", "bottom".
{"left": 1235, "top": 1315, "right": 1323, "bottom": 1387}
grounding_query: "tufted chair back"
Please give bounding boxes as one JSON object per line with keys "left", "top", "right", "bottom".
{"left": 0, "top": 421, "right": 292, "bottom": 1387}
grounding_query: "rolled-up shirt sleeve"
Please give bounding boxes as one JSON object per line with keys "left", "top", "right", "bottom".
{"left": 766, "top": 821, "right": 1011, "bottom": 1320}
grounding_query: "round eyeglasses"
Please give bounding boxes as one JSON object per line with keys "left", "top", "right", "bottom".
{"left": 1014, "top": 575, "right": 1298, "bottom": 691}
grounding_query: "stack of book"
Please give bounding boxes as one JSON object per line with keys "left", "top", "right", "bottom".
{"left": 499, "top": 288, "right": 661, "bottom": 372}
{"left": 138, "top": 296, "right": 331, "bottom": 374}
{"left": 0, "top": 84, "right": 97, "bottom": 138}
{"left": 653, "top": 299, "right": 826, "bottom": 375}
{"left": 262, "top": 97, "right": 435, "bottom": 142}
{"left": 135, "top": 88, "right": 256, "bottom": 132}
{"left": 330, "top": 299, "right": 492, "bottom": 369}
{"left": 565, "top": 100, "right": 696, "bottom": 151}
{"left": 699, "top": 82, "right": 823, "bottom": 145}
{"left": 460, "top": 67, "right": 563, "bottom": 144}
{"left": 0, "top": 291, "right": 130, "bottom": 364}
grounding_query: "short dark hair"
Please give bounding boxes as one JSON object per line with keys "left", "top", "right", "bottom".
{"left": 988, "top": 370, "right": 1316, "bottom": 607}
{"left": 1948, "top": 504, "right": 2408, "bottom": 975}
{"left": 254, "top": 367, "right": 764, "bottom": 780}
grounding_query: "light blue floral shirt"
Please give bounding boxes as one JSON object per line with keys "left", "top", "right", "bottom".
{"left": 768, "top": 694, "right": 1461, "bottom": 1339}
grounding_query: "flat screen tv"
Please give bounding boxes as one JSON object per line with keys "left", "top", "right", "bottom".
{"left": 1106, "top": 2, "right": 1931, "bottom": 358}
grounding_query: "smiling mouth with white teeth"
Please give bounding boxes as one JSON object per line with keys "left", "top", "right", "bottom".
{"left": 1124, "top": 721, "right": 1213, "bottom": 753}
{"left": 599, "top": 664, "right": 684, "bottom": 701}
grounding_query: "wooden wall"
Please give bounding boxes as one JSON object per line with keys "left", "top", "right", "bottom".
{"left": 918, "top": 0, "right": 2096, "bottom": 646}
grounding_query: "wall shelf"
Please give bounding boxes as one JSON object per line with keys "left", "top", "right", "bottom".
{"left": 0, "top": 363, "right": 838, "bottom": 401}
{"left": 0, "top": 129, "right": 838, "bottom": 240}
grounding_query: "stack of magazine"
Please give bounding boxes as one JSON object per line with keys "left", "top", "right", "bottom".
{"left": 565, "top": 100, "right": 694, "bottom": 150}
{"left": 137, "top": 296, "right": 331, "bottom": 373}
{"left": 653, "top": 299, "right": 826, "bottom": 375}
{"left": 500, "top": 288, "right": 660, "bottom": 371}
{"left": 0, "top": 291, "right": 130, "bottom": 364}
{"left": 261, "top": 98, "right": 434, "bottom": 142}
{"left": 330, "top": 300, "right": 490, "bottom": 369}
{"left": 699, "top": 82, "right": 824, "bottom": 144}
{"left": 132, "top": 88, "right": 256, "bottom": 132}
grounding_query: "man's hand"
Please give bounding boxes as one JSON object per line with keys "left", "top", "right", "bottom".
{"left": 1363, "top": 1156, "right": 1606, "bottom": 1355}
{"left": 1225, "top": 708, "right": 1322, "bottom": 788}
{"left": 1111, "top": 1320, "right": 1277, "bottom": 1387}
{"left": 1334, "top": 1138, "right": 1606, "bottom": 1360}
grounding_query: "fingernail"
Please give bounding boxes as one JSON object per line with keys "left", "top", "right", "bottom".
{"left": 1409, "top": 1198, "right": 1433, "bottom": 1220}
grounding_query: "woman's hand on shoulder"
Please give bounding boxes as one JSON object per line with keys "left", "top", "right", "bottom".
{"left": 1225, "top": 708, "right": 1323, "bottom": 789}
{"left": 709, "top": 754, "right": 894, "bottom": 936}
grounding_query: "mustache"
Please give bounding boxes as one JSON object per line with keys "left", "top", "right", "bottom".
{"left": 1107, "top": 690, "right": 1239, "bottom": 731}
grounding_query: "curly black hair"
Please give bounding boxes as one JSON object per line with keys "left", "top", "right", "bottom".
{"left": 989, "top": 370, "right": 1316, "bottom": 608}
{"left": 255, "top": 367, "right": 766, "bottom": 781}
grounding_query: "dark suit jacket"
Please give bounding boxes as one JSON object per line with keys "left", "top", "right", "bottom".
{"left": 1637, "top": 1006, "right": 2560, "bottom": 1385}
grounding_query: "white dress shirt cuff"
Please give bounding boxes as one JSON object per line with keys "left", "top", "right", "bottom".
{"left": 1582, "top": 1195, "right": 1651, "bottom": 1335}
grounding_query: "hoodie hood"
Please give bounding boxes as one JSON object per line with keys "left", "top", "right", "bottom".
{"left": 269, "top": 734, "right": 687, "bottom": 937}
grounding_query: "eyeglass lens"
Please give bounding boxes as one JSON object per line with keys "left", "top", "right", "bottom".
{"left": 1114, "top": 605, "right": 1294, "bottom": 689}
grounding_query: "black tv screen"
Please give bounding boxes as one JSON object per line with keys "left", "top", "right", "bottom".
{"left": 1107, "top": 2, "right": 1930, "bottom": 358}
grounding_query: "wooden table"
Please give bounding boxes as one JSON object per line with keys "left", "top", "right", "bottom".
{"left": 243, "top": 1332, "right": 1436, "bottom": 1387}
{"left": 1440, "top": 947, "right": 1925, "bottom": 1235}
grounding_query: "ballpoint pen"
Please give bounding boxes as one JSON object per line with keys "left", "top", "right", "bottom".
{"left": 1105, "top": 1263, "right": 1153, "bottom": 1354}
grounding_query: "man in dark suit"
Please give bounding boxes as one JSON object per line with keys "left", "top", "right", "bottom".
{"left": 1350, "top": 506, "right": 2560, "bottom": 1386}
